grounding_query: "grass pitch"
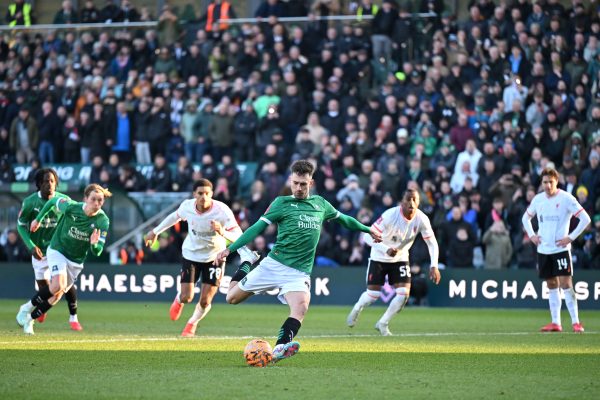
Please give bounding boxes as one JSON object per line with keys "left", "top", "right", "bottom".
{"left": 0, "top": 300, "right": 599, "bottom": 400}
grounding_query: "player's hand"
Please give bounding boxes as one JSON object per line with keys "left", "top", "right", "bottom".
{"left": 30, "top": 220, "right": 40, "bottom": 232}
{"left": 214, "top": 249, "right": 230, "bottom": 265}
{"left": 210, "top": 220, "right": 224, "bottom": 236}
{"left": 90, "top": 229, "right": 100, "bottom": 245}
{"left": 530, "top": 235, "right": 541, "bottom": 246}
{"left": 429, "top": 266, "right": 441, "bottom": 285}
{"left": 144, "top": 230, "right": 157, "bottom": 247}
{"left": 32, "top": 246, "right": 43, "bottom": 260}
{"left": 386, "top": 247, "right": 398, "bottom": 257}
{"left": 556, "top": 236, "right": 572, "bottom": 247}
{"left": 369, "top": 226, "right": 382, "bottom": 243}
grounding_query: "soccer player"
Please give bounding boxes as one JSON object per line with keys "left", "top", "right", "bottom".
{"left": 346, "top": 188, "right": 441, "bottom": 336}
{"left": 16, "top": 168, "right": 83, "bottom": 330}
{"left": 145, "top": 179, "right": 258, "bottom": 337}
{"left": 522, "top": 167, "right": 591, "bottom": 333}
{"left": 214, "top": 160, "right": 382, "bottom": 363}
{"left": 16, "top": 184, "right": 111, "bottom": 335}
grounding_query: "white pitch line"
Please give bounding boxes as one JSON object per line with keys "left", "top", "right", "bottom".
{"left": 0, "top": 331, "right": 597, "bottom": 346}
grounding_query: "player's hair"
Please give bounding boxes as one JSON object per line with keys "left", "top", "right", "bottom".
{"left": 540, "top": 167, "right": 559, "bottom": 181}
{"left": 84, "top": 183, "right": 113, "bottom": 199}
{"left": 290, "top": 160, "right": 315, "bottom": 177}
{"left": 34, "top": 168, "right": 59, "bottom": 190}
{"left": 402, "top": 188, "right": 420, "bottom": 200}
{"left": 193, "top": 178, "right": 213, "bottom": 191}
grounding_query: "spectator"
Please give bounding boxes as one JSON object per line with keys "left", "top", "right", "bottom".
{"left": 37, "top": 101, "right": 60, "bottom": 164}
{"left": 147, "top": 154, "right": 172, "bottom": 192}
{"left": 482, "top": 220, "right": 513, "bottom": 269}
{"left": 80, "top": 0, "right": 99, "bottom": 23}
{"left": 198, "top": 0, "right": 236, "bottom": 36}
{"left": 119, "top": 164, "right": 146, "bottom": 192}
{"left": 371, "top": 0, "right": 397, "bottom": 63}
{"left": 233, "top": 104, "right": 258, "bottom": 162}
{"left": 336, "top": 174, "right": 365, "bottom": 209}
{"left": 0, "top": 157, "right": 15, "bottom": 184}
{"left": 53, "top": 1, "right": 78, "bottom": 25}
{"left": 3, "top": 229, "right": 29, "bottom": 262}
{"left": 9, "top": 106, "right": 38, "bottom": 164}
{"left": 6, "top": 0, "right": 34, "bottom": 26}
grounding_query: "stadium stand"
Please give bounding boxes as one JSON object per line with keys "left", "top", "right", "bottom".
{"left": 0, "top": 0, "right": 599, "bottom": 269}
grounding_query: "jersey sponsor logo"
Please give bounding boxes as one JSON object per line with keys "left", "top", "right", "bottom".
{"left": 298, "top": 214, "right": 320, "bottom": 229}
{"left": 68, "top": 226, "right": 90, "bottom": 241}
{"left": 540, "top": 215, "right": 560, "bottom": 223}
{"left": 52, "top": 265, "right": 58, "bottom": 272}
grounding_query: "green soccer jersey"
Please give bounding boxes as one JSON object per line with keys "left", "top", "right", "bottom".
{"left": 36, "top": 197, "right": 110, "bottom": 264}
{"left": 260, "top": 195, "right": 340, "bottom": 274}
{"left": 17, "top": 191, "right": 70, "bottom": 255}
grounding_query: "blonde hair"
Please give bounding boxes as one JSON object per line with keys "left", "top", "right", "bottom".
{"left": 84, "top": 184, "right": 113, "bottom": 199}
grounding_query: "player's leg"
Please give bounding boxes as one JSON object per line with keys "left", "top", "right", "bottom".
{"left": 347, "top": 259, "right": 384, "bottom": 327}
{"left": 17, "top": 250, "right": 68, "bottom": 334}
{"left": 560, "top": 275, "right": 583, "bottom": 332}
{"left": 170, "top": 259, "right": 197, "bottom": 321}
{"left": 181, "top": 262, "right": 222, "bottom": 337}
{"left": 32, "top": 256, "right": 50, "bottom": 323}
{"left": 539, "top": 252, "right": 563, "bottom": 332}
{"left": 228, "top": 246, "right": 260, "bottom": 291}
{"left": 64, "top": 286, "right": 83, "bottom": 331}
{"left": 272, "top": 291, "right": 307, "bottom": 363}
{"left": 375, "top": 262, "right": 412, "bottom": 336}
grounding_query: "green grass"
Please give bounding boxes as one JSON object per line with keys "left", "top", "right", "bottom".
{"left": 1, "top": 300, "right": 599, "bottom": 400}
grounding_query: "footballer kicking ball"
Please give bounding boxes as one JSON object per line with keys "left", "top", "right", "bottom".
{"left": 244, "top": 339, "right": 273, "bottom": 367}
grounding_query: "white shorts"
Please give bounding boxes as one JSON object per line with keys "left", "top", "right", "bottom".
{"left": 47, "top": 247, "right": 84, "bottom": 293}
{"left": 238, "top": 256, "right": 311, "bottom": 304}
{"left": 32, "top": 255, "right": 50, "bottom": 281}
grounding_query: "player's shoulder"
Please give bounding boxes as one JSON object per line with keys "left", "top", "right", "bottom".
{"left": 381, "top": 206, "right": 399, "bottom": 219}
{"left": 211, "top": 199, "right": 233, "bottom": 212}
{"left": 55, "top": 192, "right": 70, "bottom": 201}
{"left": 416, "top": 208, "right": 431, "bottom": 222}
{"left": 179, "top": 198, "right": 196, "bottom": 210}
{"left": 557, "top": 189, "right": 577, "bottom": 201}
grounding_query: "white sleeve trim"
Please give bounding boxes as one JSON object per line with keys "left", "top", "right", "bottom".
{"left": 260, "top": 216, "right": 272, "bottom": 225}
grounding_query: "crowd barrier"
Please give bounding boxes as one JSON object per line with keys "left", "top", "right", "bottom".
{"left": 1, "top": 263, "right": 599, "bottom": 309}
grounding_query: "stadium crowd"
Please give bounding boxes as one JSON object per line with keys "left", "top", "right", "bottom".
{"left": 1, "top": 0, "right": 599, "bottom": 269}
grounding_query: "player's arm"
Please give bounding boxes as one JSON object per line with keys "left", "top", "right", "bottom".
{"left": 211, "top": 206, "right": 243, "bottom": 243}
{"left": 214, "top": 219, "right": 268, "bottom": 264}
{"left": 521, "top": 200, "right": 540, "bottom": 246}
{"left": 557, "top": 207, "right": 592, "bottom": 247}
{"left": 145, "top": 211, "right": 182, "bottom": 247}
{"left": 90, "top": 219, "right": 109, "bottom": 256}
{"left": 336, "top": 213, "right": 382, "bottom": 242}
{"left": 30, "top": 197, "right": 71, "bottom": 232}
{"left": 420, "top": 217, "right": 441, "bottom": 284}
{"left": 17, "top": 201, "right": 36, "bottom": 249}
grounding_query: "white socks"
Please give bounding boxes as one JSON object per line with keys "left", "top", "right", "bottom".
{"left": 563, "top": 287, "right": 580, "bottom": 325}
{"left": 379, "top": 287, "right": 410, "bottom": 325}
{"left": 548, "top": 288, "right": 562, "bottom": 325}
{"left": 353, "top": 289, "right": 381, "bottom": 311}
{"left": 188, "top": 303, "right": 212, "bottom": 325}
{"left": 69, "top": 314, "right": 78, "bottom": 323}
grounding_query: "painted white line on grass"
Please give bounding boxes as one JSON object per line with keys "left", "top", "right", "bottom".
{"left": 1, "top": 331, "right": 597, "bottom": 346}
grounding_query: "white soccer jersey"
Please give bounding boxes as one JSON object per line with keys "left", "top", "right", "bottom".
{"left": 176, "top": 199, "right": 241, "bottom": 262}
{"left": 369, "top": 206, "right": 435, "bottom": 262}
{"left": 525, "top": 189, "right": 585, "bottom": 255}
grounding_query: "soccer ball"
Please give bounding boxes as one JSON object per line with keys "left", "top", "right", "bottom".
{"left": 244, "top": 339, "right": 273, "bottom": 367}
